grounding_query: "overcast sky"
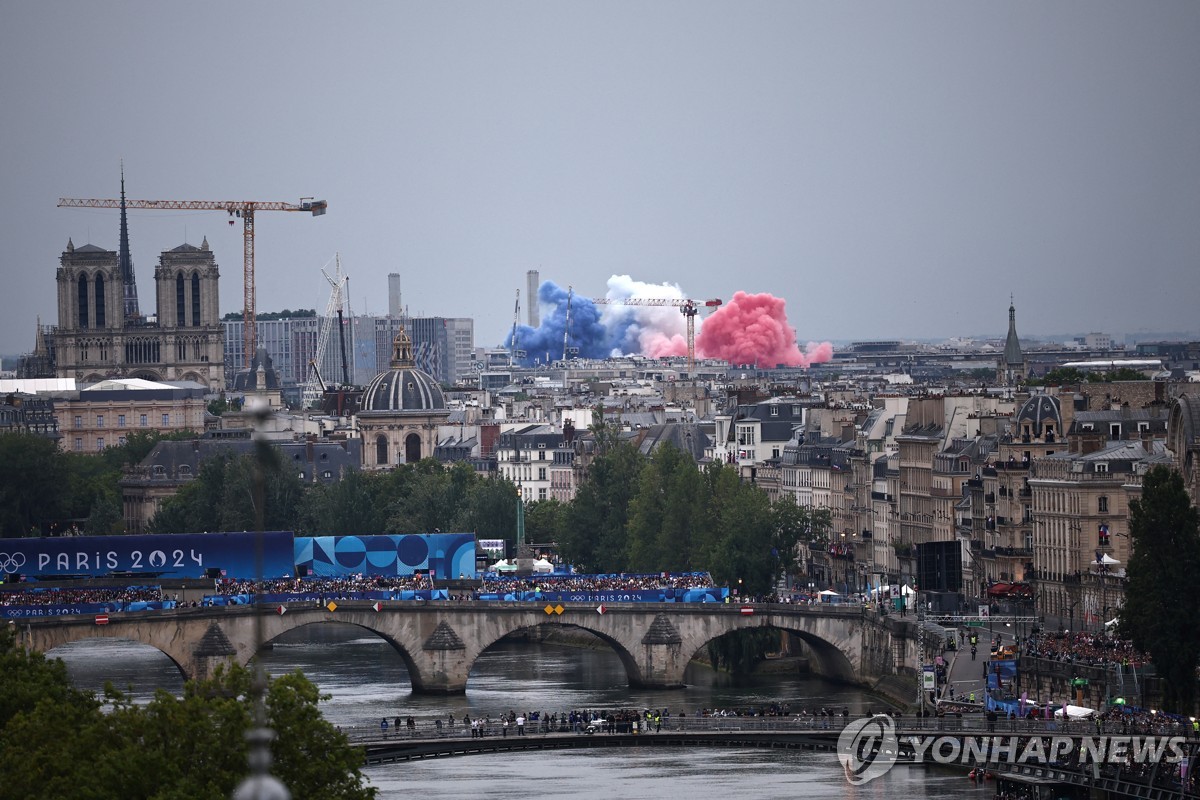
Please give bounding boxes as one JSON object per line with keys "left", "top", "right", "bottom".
{"left": 3, "top": 1, "right": 1198, "bottom": 357}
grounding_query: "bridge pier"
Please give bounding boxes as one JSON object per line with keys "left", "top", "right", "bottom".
{"left": 631, "top": 614, "right": 687, "bottom": 689}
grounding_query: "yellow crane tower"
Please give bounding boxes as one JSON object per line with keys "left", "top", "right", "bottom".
{"left": 57, "top": 195, "right": 327, "bottom": 369}
{"left": 590, "top": 296, "right": 722, "bottom": 374}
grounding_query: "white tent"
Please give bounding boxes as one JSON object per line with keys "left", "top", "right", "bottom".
{"left": 900, "top": 584, "right": 916, "bottom": 597}
{"left": 532, "top": 558, "right": 554, "bottom": 573}
{"left": 491, "top": 559, "right": 518, "bottom": 572}
{"left": 1054, "top": 704, "right": 1096, "bottom": 719}
{"left": 1095, "top": 553, "right": 1120, "bottom": 566}
{"left": 818, "top": 589, "right": 840, "bottom": 597}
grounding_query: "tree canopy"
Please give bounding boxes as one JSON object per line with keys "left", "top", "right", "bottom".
{"left": 0, "top": 627, "right": 374, "bottom": 800}
{"left": 1118, "top": 465, "right": 1200, "bottom": 714}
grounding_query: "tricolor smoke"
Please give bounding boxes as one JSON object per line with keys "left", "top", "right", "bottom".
{"left": 505, "top": 275, "right": 833, "bottom": 368}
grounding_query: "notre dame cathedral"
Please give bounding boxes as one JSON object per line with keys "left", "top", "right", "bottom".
{"left": 24, "top": 174, "right": 225, "bottom": 389}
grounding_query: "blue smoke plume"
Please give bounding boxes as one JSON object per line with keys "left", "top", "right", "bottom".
{"left": 504, "top": 281, "right": 635, "bottom": 366}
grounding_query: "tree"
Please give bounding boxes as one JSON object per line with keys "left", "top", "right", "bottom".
{"left": 1118, "top": 465, "right": 1200, "bottom": 714}
{"left": 148, "top": 449, "right": 303, "bottom": 534}
{"left": 297, "top": 468, "right": 386, "bottom": 535}
{"left": 560, "top": 442, "right": 643, "bottom": 572}
{"left": 0, "top": 627, "right": 375, "bottom": 800}
{"left": 626, "top": 443, "right": 704, "bottom": 571}
{"left": 524, "top": 499, "right": 566, "bottom": 547}
{"left": 0, "top": 432, "right": 68, "bottom": 536}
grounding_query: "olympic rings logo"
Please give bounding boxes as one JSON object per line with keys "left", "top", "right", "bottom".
{"left": 0, "top": 552, "right": 27, "bottom": 573}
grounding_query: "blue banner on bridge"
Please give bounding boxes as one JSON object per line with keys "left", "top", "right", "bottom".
{"left": 200, "top": 589, "right": 450, "bottom": 606}
{"left": 0, "top": 532, "right": 294, "bottom": 580}
{"left": 475, "top": 588, "right": 728, "bottom": 603}
{"left": 2, "top": 600, "right": 177, "bottom": 619}
{"left": 294, "top": 534, "right": 477, "bottom": 580}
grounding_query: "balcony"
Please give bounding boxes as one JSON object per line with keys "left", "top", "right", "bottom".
{"left": 984, "top": 492, "right": 995, "bottom": 503}
{"left": 995, "top": 546, "right": 1033, "bottom": 558}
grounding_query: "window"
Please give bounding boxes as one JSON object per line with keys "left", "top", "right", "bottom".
{"left": 1098, "top": 496, "right": 1109, "bottom": 513}
{"left": 770, "top": 405, "right": 779, "bottom": 416}
{"left": 118, "top": 436, "right": 126, "bottom": 446}
{"left": 140, "top": 414, "right": 148, "bottom": 427}
{"left": 538, "top": 488, "right": 547, "bottom": 501}
{"left": 74, "top": 438, "right": 82, "bottom": 451}
{"left": 1095, "top": 463, "right": 1108, "bottom": 474}
{"left": 538, "top": 468, "right": 546, "bottom": 481}
{"left": 118, "top": 414, "right": 125, "bottom": 427}
{"left": 96, "top": 437, "right": 104, "bottom": 450}
{"left": 162, "top": 413, "right": 170, "bottom": 426}
{"left": 322, "top": 470, "right": 332, "bottom": 479}
{"left": 1099, "top": 524, "right": 1110, "bottom": 546}
{"left": 74, "top": 415, "right": 82, "bottom": 428}
{"left": 96, "top": 414, "right": 104, "bottom": 428}
{"left": 178, "top": 465, "right": 191, "bottom": 476}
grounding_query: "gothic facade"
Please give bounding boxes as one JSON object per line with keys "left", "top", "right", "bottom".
{"left": 53, "top": 239, "right": 225, "bottom": 389}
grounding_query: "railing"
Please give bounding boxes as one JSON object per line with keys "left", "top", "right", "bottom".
{"left": 342, "top": 713, "right": 1196, "bottom": 745}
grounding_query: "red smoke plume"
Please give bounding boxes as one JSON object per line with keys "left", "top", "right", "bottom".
{"left": 697, "top": 291, "right": 834, "bottom": 368}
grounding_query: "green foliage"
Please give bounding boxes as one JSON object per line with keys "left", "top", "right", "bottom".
{"left": 0, "top": 628, "right": 374, "bottom": 800}
{"left": 0, "top": 432, "right": 68, "bottom": 535}
{"left": 626, "top": 444, "right": 704, "bottom": 571}
{"left": 1037, "top": 367, "right": 1088, "bottom": 386}
{"left": 297, "top": 468, "right": 388, "bottom": 534}
{"left": 148, "top": 449, "right": 304, "bottom": 534}
{"left": 524, "top": 499, "right": 566, "bottom": 546}
{"left": 587, "top": 405, "right": 623, "bottom": 456}
{"left": 559, "top": 442, "right": 643, "bottom": 572}
{"left": 1118, "top": 465, "right": 1200, "bottom": 714}
{"left": 207, "top": 395, "right": 241, "bottom": 416}
{"left": 1103, "top": 367, "right": 1149, "bottom": 382}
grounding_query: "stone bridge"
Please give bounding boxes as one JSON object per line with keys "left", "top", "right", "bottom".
{"left": 17, "top": 601, "right": 920, "bottom": 695}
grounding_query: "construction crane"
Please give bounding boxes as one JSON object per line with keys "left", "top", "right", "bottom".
{"left": 57, "top": 195, "right": 327, "bottom": 369}
{"left": 509, "top": 289, "right": 526, "bottom": 366}
{"left": 301, "top": 255, "right": 348, "bottom": 409}
{"left": 591, "top": 296, "right": 722, "bottom": 374}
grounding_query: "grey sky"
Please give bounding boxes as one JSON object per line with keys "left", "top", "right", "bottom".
{"left": 3, "top": 1, "right": 1198, "bottom": 357}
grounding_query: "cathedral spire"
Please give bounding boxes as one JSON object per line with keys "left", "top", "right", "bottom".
{"left": 119, "top": 162, "right": 141, "bottom": 320}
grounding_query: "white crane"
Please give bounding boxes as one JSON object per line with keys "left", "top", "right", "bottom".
{"left": 301, "top": 255, "right": 349, "bottom": 409}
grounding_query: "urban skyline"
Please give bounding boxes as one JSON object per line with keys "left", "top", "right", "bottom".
{"left": 3, "top": 3, "right": 1199, "bottom": 357}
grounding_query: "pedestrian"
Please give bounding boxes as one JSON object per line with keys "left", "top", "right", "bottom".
{"left": 503, "top": 718, "right": 509, "bottom": 737}
{"left": 380, "top": 717, "right": 389, "bottom": 738}
{"left": 516, "top": 714, "right": 525, "bottom": 736}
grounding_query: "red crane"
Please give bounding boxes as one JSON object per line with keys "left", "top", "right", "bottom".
{"left": 57, "top": 196, "right": 327, "bottom": 369}
{"left": 591, "top": 296, "right": 722, "bottom": 374}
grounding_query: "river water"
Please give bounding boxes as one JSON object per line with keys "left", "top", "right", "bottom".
{"left": 51, "top": 624, "right": 992, "bottom": 800}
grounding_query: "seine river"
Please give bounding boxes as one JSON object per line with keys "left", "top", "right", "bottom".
{"left": 52, "top": 624, "right": 991, "bottom": 800}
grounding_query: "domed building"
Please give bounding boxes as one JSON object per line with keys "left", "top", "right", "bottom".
{"left": 358, "top": 325, "right": 449, "bottom": 469}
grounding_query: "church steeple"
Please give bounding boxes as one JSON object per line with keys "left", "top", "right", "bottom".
{"left": 998, "top": 296, "right": 1026, "bottom": 384}
{"left": 118, "top": 163, "right": 140, "bottom": 321}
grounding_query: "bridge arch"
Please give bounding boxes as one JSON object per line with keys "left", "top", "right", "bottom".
{"left": 256, "top": 619, "right": 422, "bottom": 689}
{"left": 469, "top": 621, "right": 644, "bottom": 689}
{"left": 679, "top": 619, "right": 858, "bottom": 685}
{"left": 45, "top": 636, "right": 190, "bottom": 687}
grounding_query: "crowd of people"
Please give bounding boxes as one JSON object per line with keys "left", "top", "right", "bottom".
{"left": 1023, "top": 630, "right": 1149, "bottom": 669}
{"left": 0, "top": 585, "right": 163, "bottom": 606}
{"left": 212, "top": 574, "right": 434, "bottom": 596}
{"left": 478, "top": 572, "right": 714, "bottom": 593}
